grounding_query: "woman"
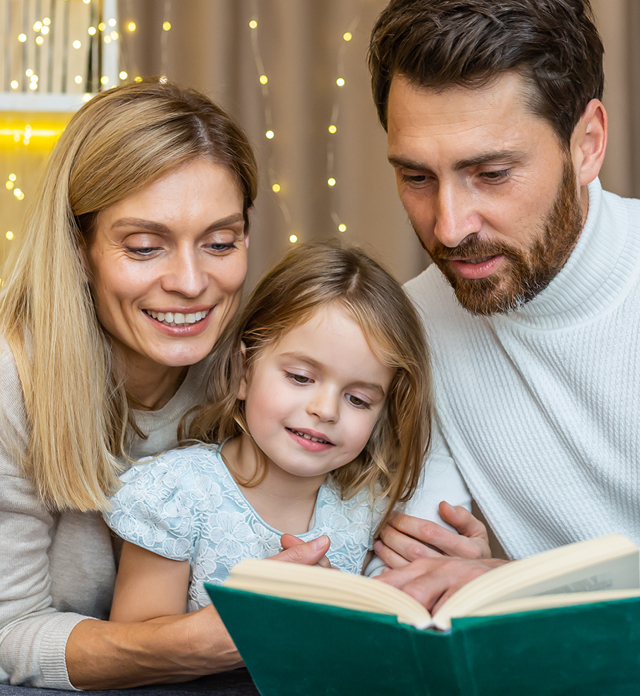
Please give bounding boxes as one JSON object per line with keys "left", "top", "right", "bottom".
{"left": 0, "top": 79, "right": 329, "bottom": 690}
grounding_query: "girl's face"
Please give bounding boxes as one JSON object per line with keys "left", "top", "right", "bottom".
{"left": 84, "top": 159, "right": 248, "bottom": 376}
{"left": 239, "top": 305, "right": 394, "bottom": 484}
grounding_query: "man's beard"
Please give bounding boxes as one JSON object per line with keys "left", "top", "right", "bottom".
{"left": 421, "top": 159, "right": 584, "bottom": 316}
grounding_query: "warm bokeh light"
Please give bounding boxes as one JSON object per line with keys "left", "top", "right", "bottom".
{"left": 100, "top": 76, "right": 109, "bottom": 85}
{"left": 6, "top": 231, "right": 14, "bottom": 240}
{"left": 259, "top": 75, "right": 268, "bottom": 85}
{"left": 338, "top": 224, "right": 347, "bottom": 232}
{"left": 127, "top": 22, "right": 137, "bottom": 32}
{"left": 328, "top": 178, "right": 336, "bottom": 187}
{"left": 328, "top": 124, "right": 337, "bottom": 134}
{"left": 18, "top": 33, "right": 26, "bottom": 42}
{"left": 163, "top": 21, "right": 172, "bottom": 31}
{"left": 272, "top": 183, "right": 281, "bottom": 193}
{"left": 249, "top": 20, "right": 258, "bottom": 29}
{"left": 35, "top": 36, "right": 44, "bottom": 45}
{"left": 88, "top": 26, "right": 96, "bottom": 35}
{"left": 343, "top": 32, "right": 353, "bottom": 41}
{"left": 74, "top": 75, "right": 82, "bottom": 84}
{"left": 73, "top": 40, "right": 81, "bottom": 48}
{"left": 289, "top": 235, "right": 298, "bottom": 243}
{"left": 119, "top": 71, "right": 128, "bottom": 80}
{"left": 266, "top": 130, "right": 275, "bottom": 139}
{"left": 10, "top": 81, "right": 18, "bottom": 90}
{"left": 336, "top": 77, "right": 345, "bottom": 87}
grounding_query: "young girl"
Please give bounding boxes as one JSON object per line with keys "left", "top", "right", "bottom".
{"left": 105, "top": 243, "right": 432, "bottom": 621}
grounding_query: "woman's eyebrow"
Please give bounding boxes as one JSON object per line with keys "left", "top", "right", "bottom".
{"left": 110, "top": 213, "right": 245, "bottom": 234}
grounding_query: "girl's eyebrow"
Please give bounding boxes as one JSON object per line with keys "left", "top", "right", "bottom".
{"left": 280, "top": 352, "right": 386, "bottom": 397}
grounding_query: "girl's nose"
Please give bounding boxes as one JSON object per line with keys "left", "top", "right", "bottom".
{"left": 307, "top": 388, "right": 339, "bottom": 423}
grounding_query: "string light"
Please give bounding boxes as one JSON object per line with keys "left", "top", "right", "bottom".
{"left": 127, "top": 22, "right": 136, "bottom": 32}
{"left": 134, "top": 76, "right": 143, "bottom": 82}
{"left": 41, "top": 26, "right": 50, "bottom": 35}
{"left": 13, "top": 189, "right": 24, "bottom": 200}
{"left": 83, "top": 93, "right": 92, "bottom": 102}
{"left": 119, "top": 71, "right": 128, "bottom": 80}
{"left": 336, "top": 77, "right": 345, "bottom": 87}
{"left": 9, "top": 175, "right": 16, "bottom": 182}
{"left": 25, "top": 69, "right": 33, "bottom": 77}
{"left": 101, "top": 76, "right": 109, "bottom": 85}
{"left": 259, "top": 75, "right": 268, "bottom": 85}
{"left": 6, "top": 232, "right": 14, "bottom": 240}
{"left": 338, "top": 224, "right": 347, "bottom": 232}
{"left": 328, "top": 124, "right": 337, "bottom": 134}
{"left": 5, "top": 181, "right": 13, "bottom": 190}
{"left": 265, "top": 130, "right": 275, "bottom": 139}
{"left": 18, "top": 34, "right": 26, "bottom": 42}
{"left": 111, "top": 31, "right": 119, "bottom": 40}
{"left": 98, "top": 22, "right": 106, "bottom": 31}
{"left": 74, "top": 75, "right": 82, "bottom": 84}
{"left": 73, "top": 40, "right": 81, "bottom": 48}
{"left": 343, "top": 32, "right": 353, "bottom": 41}
{"left": 163, "top": 21, "right": 171, "bottom": 31}
{"left": 88, "top": 26, "right": 96, "bottom": 35}
{"left": 108, "top": 18, "right": 117, "bottom": 27}
{"left": 43, "top": 17, "right": 51, "bottom": 26}
{"left": 33, "top": 21, "right": 43, "bottom": 31}
{"left": 272, "top": 184, "right": 281, "bottom": 193}
{"left": 328, "top": 178, "right": 336, "bottom": 187}
{"left": 35, "top": 36, "right": 44, "bottom": 45}
{"left": 82, "top": 0, "right": 90, "bottom": 4}
{"left": 10, "top": 81, "right": 18, "bottom": 89}
{"left": 249, "top": 20, "right": 258, "bottom": 29}
{"left": 104, "top": 36, "right": 112, "bottom": 44}
{"left": 289, "top": 235, "right": 298, "bottom": 244}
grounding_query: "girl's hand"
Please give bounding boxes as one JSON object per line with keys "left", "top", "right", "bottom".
{"left": 373, "top": 502, "right": 492, "bottom": 568}
{"left": 273, "top": 533, "right": 332, "bottom": 568}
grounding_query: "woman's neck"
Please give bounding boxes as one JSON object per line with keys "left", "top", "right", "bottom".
{"left": 223, "top": 435, "right": 327, "bottom": 535}
{"left": 113, "top": 346, "right": 189, "bottom": 411}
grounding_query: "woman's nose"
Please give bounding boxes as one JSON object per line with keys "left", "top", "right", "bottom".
{"left": 161, "top": 249, "right": 209, "bottom": 298}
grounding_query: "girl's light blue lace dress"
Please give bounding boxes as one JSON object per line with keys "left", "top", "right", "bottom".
{"left": 105, "top": 444, "right": 386, "bottom": 611}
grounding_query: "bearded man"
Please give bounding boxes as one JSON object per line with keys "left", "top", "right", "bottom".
{"left": 364, "top": 0, "right": 640, "bottom": 609}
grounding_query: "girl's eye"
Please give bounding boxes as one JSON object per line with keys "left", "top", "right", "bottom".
{"left": 286, "top": 372, "right": 313, "bottom": 385}
{"left": 346, "top": 394, "right": 370, "bottom": 409}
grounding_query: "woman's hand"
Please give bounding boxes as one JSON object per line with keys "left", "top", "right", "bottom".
{"left": 373, "top": 502, "right": 492, "bottom": 568}
{"left": 273, "top": 533, "right": 332, "bottom": 568}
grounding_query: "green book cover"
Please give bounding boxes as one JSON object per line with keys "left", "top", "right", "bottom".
{"left": 206, "top": 584, "right": 640, "bottom": 696}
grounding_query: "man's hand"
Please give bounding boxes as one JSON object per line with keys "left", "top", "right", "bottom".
{"left": 376, "top": 555, "right": 508, "bottom": 613}
{"left": 373, "top": 501, "right": 492, "bottom": 568}
{"left": 271, "top": 533, "right": 332, "bottom": 568}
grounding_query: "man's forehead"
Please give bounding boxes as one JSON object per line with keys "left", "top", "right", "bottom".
{"left": 386, "top": 73, "right": 556, "bottom": 166}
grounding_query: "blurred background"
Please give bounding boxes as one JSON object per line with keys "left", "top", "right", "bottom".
{"left": 0, "top": 0, "right": 639, "bottom": 289}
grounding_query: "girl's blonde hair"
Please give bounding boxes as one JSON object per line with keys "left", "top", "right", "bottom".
{"left": 189, "top": 242, "right": 432, "bottom": 526}
{"left": 0, "top": 79, "right": 258, "bottom": 511}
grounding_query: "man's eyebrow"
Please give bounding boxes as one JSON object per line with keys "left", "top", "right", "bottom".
{"left": 388, "top": 150, "right": 526, "bottom": 172}
{"left": 110, "top": 213, "right": 245, "bottom": 234}
{"left": 280, "top": 352, "right": 386, "bottom": 397}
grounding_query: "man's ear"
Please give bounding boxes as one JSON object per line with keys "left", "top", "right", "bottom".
{"left": 237, "top": 342, "right": 248, "bottom": 400}
{"left": 571, "top": 98, "right": 607, "bottom": 187}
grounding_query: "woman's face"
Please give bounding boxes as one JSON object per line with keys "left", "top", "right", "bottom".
{"left": 84, "top": 158, "right": 248, "bottom": 375}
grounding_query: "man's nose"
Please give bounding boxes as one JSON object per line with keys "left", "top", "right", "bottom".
{"left": 434, "top": 183, "right": 481, "bottom": 248}
{"left": 161, "top": 248, "right": 209, "bottom": 298}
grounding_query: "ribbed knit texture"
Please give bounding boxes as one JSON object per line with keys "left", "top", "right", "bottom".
{"left": 406, "top": 179, "right": 640, "bottom": 559}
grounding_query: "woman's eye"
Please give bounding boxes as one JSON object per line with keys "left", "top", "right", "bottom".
{"left": 286, "top": 372, "right": 313, "bottom": 385}
{"left": 207, "top": 242, "right": 237, "bottom": 253}
{"left": 346, "top": 394, "right": 370, "bottom": 409}
{"left": 126, "top": 246, "right": 161, "bottom": 257}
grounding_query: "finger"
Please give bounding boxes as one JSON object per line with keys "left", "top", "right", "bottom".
{"left": 379, "top": 522, "right": 444, "bottom": 561}
{"left": 316, "top": 555, "right": 332, "bottom": 569}
{"left": 439, "top": 501, "right": 489, "bottom": 540}
{"left": 402, "top": 573, "right": 452, "bottom": 613}
{"left": 272, "top": 535, "right": 330, "bottom": 565}
{"left": 374, "top": 558, "right": 442, "bottom": 591}
{"left": 280, "top": 533, "right": 305, "bottom": 550}
{"left": 373, "top": 539, "right": 413, "bottom": 569}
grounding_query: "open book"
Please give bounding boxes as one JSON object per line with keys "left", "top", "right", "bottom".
{"left": 224, "top": 533, "right": 640, "bottom": 630}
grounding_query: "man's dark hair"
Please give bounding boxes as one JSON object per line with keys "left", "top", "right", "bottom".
{"left": 368, "top": 0, "right": 604, "bottom": 146}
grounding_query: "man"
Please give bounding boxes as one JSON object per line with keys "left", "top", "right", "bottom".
{"left": 364, "top": 0, "right": 640, "bottom": 610}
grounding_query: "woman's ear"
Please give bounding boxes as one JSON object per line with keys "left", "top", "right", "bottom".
{"left": 237, "top": 342, "right": 248, "bottom": 400}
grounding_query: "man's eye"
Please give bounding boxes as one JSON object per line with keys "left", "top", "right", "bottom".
{"left": 401, "top": 173, "right": 427, "bottom": 184}
{"left": 286, "top": 372, "right": 312, "bottom": 384}
{"left": 481, "top": 169, "right": 510, "bottom": 182}
{"left": 346, "top": 394, "right": 370, "bottom": 409}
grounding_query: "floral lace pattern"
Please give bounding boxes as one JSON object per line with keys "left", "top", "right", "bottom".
{"left": 105, "top": 444, "right": 386, "bottom": 611}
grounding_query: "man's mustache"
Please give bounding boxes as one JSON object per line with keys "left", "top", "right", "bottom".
{"left": 430, "top": 237, "right": 522, "bottom": 263}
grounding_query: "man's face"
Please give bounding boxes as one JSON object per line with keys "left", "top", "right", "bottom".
{"left": 387, "top": 73, "right": 584, "bottom": 315}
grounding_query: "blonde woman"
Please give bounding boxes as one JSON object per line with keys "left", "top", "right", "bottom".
{"left": 0, "top": 80, "right": 329, "bottom": 690}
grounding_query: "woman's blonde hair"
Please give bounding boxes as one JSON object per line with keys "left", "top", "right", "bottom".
{"left": 189, "top": 242, "right": 432, "bottom": 527}
{"left": 0, "top": 79, "right": 258, "bottom": 511}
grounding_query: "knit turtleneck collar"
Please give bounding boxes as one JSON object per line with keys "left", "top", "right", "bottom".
{"left": 500, "top": 178, "right": 640, "bottom": 330}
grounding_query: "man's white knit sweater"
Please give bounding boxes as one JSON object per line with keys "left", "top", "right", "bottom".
{"left": 405, "top": 178, "right": 640, "bottom": 560}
